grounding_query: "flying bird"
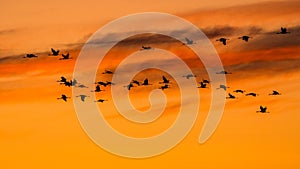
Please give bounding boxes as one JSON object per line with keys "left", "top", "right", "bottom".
{"left": 96, "top": 81, "right": 108, "bottom": 87}
{"left": 256, "top": 106, "right": 269, "bottom": 113}
{"left": 183, "top": 74, "right": 196, "bottom": 79}
{"left": 238, "top": 36, "right": 252, "bottom": 42}
{"left": 142, "top": 78, "right": 151, "bottom": 85}
{"left": 160, "top": 84, "right": 169, "bottom": 90}
{"left": 197, "top": 82, "right": 207, "bottom": 88}
{"left": 202, "top": 79, "right": 210, "bottom": 84}
{"left": 269, "top": 90, "right": 281, "bottom": 95}
{"left": 60, "top": 53, "right": 70, "bottom": 60}
{"left": 77, "top": 84, "right": 88, "bottom": 88}
{"left": 246, "top": 92, "right": 258, "bottom": 97}
{"left": 102, "top": 70, "right": 113, "bottom": 74}
{"left": 277, "top": 27, "right": 290, "bottom": 34}
{"left": 95, "top": 99, "right": 108, "bottom": 103}
{"left": 141, "top": 45, "right": 152, "bottom": 50}
{"left": 217, "top": 84, "right": 229, "bottom": 91}
{"left": 76, "top": 95, "right": 89, "bottom": 102}
{"left": 92, "top": 85, "right": 104, "bottom": 92}
{"left": 131, "top": 80, "right": 141, "bottom": 86}
{"left": 184, "top": 37, "right": 194, "bottom": 45}
{"left": 24, "top": 54, "right": 37, "bottom": 58}
{"left": 50, "top": 48, "right": 60, "bottom": 56}
{"left": 57, "top": 94, "right": 70, "bottom": 102}
{"left": 125, "top": 83, "right": 134, "bottom": 90}
{"left": 57, "top": 76, "right": 67, "bottom": 83}
{"left": 216, "top": 70, "right": 232, "bottom": 74}
{"left": 216, "top": 38, "right": 229, "bottom": 45}
{"left": 159, "top": 76, "right": 170, "bottom": 84}
{"left": 226, "top": 93, "right": 236, "bottom": 99}
{"left": 233, "top": 89, "right": 245, "bottom": 94}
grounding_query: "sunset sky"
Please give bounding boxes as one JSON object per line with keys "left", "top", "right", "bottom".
{"left": 0, "top": 0, "right": 300, "bottom": 168}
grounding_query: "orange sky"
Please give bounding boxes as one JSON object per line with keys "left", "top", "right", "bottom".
{"left": 0, "top": 0, "right": 300, "bottom": 168}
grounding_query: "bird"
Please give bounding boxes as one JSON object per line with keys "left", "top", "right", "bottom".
{"left": 216, "top": 38, "right": 229, "bottom": 45}
{"left": 238, "top": 36, "right": 252, "bottom": 42}
{"left": 102, "top": 70, "right": 113, "bottom": 74}
{"left": 95, "top": 99, "right": 108, "bottom": 103}
{"left": 217, "top": 84, "right": 229, "bottom": 91}
{"left": 125, "top": 83, "right": 134, "bottom": 90}
{"left": 184, "top": 37, "right": 194, "bottom": 45}
{"left": 246, "top": 92, "right": 258, "bottom": 97}
{"left": 57, "top": 76, "right": 67, "bottom": 83}
{"left": 256, "top": 106, "right": 269, "bottom": 113}
{"left": 216, "top": 70, "right": 232, "bottom": 74}
{"left": 269, "top": 90, "right": 281, "bottom": 95}
{"left": 76, "top": 95, "right": 89, "bottom": 102}
{"left": 50, "top": 48, "right": 60, "bottom": 56}
{"left": 226, "top": 93, "right": 236, "bottom": 99}
{"left": 202, "top": 79, "right": 210, "bottom": 84}
{"left": 63, "top": 81, "right": 72, "bottom": 87}
{"left": 141, "top": 45, "right": 152, "bottom": 50}
{"left": 24, "top": 54, "right": 37, "bottom": 58}
{"left": 131, "top": 80, "right": 141, "bottom": 86}
{"left": 57, "top": 94, "right": 70, "bottom": 102}
{"left": 60, "top": 52, "right": 70, "bottom": 60}
{"left": 160, "top": 84, "right": 169, "bottom": 90}
{"left": 183, "top": 74, "right": 196, "bottom": 79}
{"left": 105, "top": 81, "right": 115, "bottom": 86}
{"left": 197, "top": 82, "right": 207, "bottom": 88}
{"left": 96, "top": 81, "right": 108, "bottom": 87}
{"left": 71, "top": 79, "right": 78, "bottom": 86}
{"left": 277, "top": 27, "right": 290, "bottom": 34}
{"left": 159, "top": 76, "right": 170, "bottom": 84}
{"left": 233, "top": 89, "right": 245, "bottom": 94}
{"left": 77, "top": 84, "right": 88, "bottom": 88}
{"left": 92, "top": 85, "right": 104, "bottom": 92}
{"left": 142, "top": 78, "right": 151, "bottom": 85}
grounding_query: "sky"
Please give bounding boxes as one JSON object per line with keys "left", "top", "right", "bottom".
{"left": 0, "top": 0, "right": 300, "bottom": 168}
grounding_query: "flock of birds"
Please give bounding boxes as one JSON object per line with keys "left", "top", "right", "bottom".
{"left": 24, "top": 27, "right": 290, "bottom": 114}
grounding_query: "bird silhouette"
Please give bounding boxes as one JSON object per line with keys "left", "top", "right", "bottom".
{"left": 131, "top": 80, "right": 141, "bottom": 86}
{"left": 226, "top": 93, "right": 236, "bottom": 99}
{"left": 183, "top": 74, "right": 196, "bottom": 79}
{"left": 160, "top": 84, "right": 169, "bottom": 90}
{"left": 102, "top": 70, "right": 113, "bottom": 74}
{"left": 277, "top": 27, "right": 290, "bottom": 34}
{"left": 125, "top": 83, "right": 134, "bottom": 90}
{"left": 57, "top": 94, "right": 70, "bottom": 102}
{"left": 202, "top": 79, "right": 210, "bottom": 84}
{"left": 184, "top": 37, "right": 194, "bottom": 45}
{"left": 233, "top": 89, "right": 246, "bottom": 94}
{"left": 77, "top": 84, "right": 88, "bottom": 88}
{"left": 95, "top": 99, "right": 108, "bottom": 103}
{"left": 60, "top": 53, "right": 70, "bottom": 60}
{"left": 217, "top": 84, "right": 229, "bottom": 91}
{"left": 216, "top": 70, "right": 232, "bottom": 74}
{"left": 105, "top": 81, "right": 114, "bottom": 86}
{"left": 246, "top": 92, "right": 258, "bottom": 97}
{"left": 57, "top": 76, "right": 67, "bottom": 83}
{"left": 24, "top": 54, "right": 37, "bottom": 58}
{"left": 92, "top": 85, "right": 104, "bottom": 92}
{"left": 76, "top": 95, "right": 89, "bottom": 102}
{"left": 63, "top": 81, "right": 72, "bottom": 87}
{"left": 141, "top": 45, "right": 152, "bottom": 50}
{"left": 269, "top": 90, "right": 281, "bottom": 95}
{"left": 238, "top": 36, "right": 252, "bottom": 42}
{"left": 96, "top": 81, "right": 108, "bottom": 87}
{"left": 142, "top": 78, "right": 151, "bottom": 85}
{"left": 197, "top": 82, "right": 207, "bottom": 88}
{"left": 50, "top": 48, "right": 60, "bottom": 56}
{"left": 216, "top": 38, "right": 229, "bottom": 45}
{"left": 256, "top": 106, "right": 269, "bottom": 113}
{"left": 159, "top": 76, "right": 170, "bottom": 84}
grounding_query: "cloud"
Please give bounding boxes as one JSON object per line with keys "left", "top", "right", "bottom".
{"left": 0, "top": 29, "right": 16, "bottom": 35}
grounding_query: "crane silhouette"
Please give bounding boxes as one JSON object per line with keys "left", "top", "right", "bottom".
{"left": 50, "top": 48, "right": 60, "bottom": 56}
{"left": 216, "top": 70, "right": 232, "bottom": 74}
{"left": 92, "top": 85, "right": 104, "bottom": 92}
{"left": 131, "top": 80, "right": 141, "bottom": 86}
{"left": 197, "top": 82, "right": 207, "bottom": 88}
{"left": 24, "top": 54, "right": 37, "bottom": 58}
{"left": 160, "top": 84, "right": 169, "bottom": 90}
{"left": 141, "top": 45, "right": 152, "bottom": 50}
{"left": 124, "top": 83, "right": 134, "bottom": 90}
{"left": 59, "top": 53, "right": 70, "bottom": 60}
{"left": 256, "top": 106, "right": 269, "bottom": 113}
{"left": 217, "top": 84, "right": 229, "bottom": 91}
{"left": 77, "top": 84, "right": 88, "bottom": 88}
{"left": 57, "top": 94, "right": 70, "bottom": 102}
{"left": 102, "top": 70, "right": 113, "bottom": 74}
{"left": 277, "top": 27, "right": 290, "bottom": 34}
{"left": 142, "top": 78, "right": 151, "bottom": 85}
{"left": 57, "top": 76, "right": 67, "bottom": 83}
{"left": 96, "top": 81, "right": 108, "bottom": 87}
{"left": 226, "top": 93, "right": 236, "bottom": 99}
{"left": 233, "top": 89, "right": 246, "bottom": 94}
{"left": 95, "top": 99, "right": 108, "bottom": 103}
{"left": 184, "top": 37, "right": 194, "bottom": 45}
{"left": 159, "top": 76, "right": 170, "bottom": 84}
{"left": 202, "top": 79, "right": 210, "bottom": 84}
{"left": 269, "top": 90, "right": 281, "bottom": 95}
{"left": 238, "top": 36, "right": 252, "bottom": 42}
{"left": 216, "top": 38, "right": 229, "bottom": 45}
{"left": 76, "top": 95, "right": 89, "bottom": 102}
{"left": 246, "top": 92, "right": 258, "bottom": 97}
{"left": 183, "top": 74, "right": 196, "bottom": 79}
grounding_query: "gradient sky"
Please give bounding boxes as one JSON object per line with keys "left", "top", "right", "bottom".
{"left": 0, "top": 0, "right": 300, "bottom": 168}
